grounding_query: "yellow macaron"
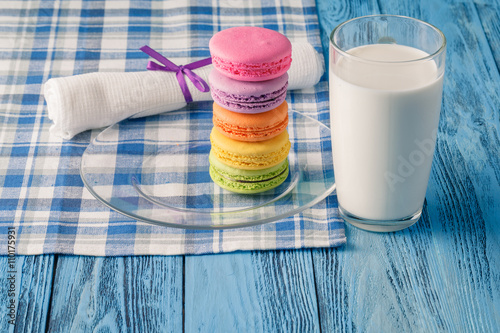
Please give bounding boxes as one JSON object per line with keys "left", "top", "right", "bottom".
{"left": 210, "top": 128, "right": 291, "bottom": 170}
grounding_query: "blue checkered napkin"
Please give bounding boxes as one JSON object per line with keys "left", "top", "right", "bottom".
{"left": 0, "top": 0, "right": 345, "bottom": 256}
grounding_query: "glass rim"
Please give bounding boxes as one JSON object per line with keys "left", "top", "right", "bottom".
{"left": 330, "top": 14, "right": 447, "bottom": 64}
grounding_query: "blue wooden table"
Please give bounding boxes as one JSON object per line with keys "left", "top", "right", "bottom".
{"left": 1, "top": 0, "right": 499, "bottom": 332}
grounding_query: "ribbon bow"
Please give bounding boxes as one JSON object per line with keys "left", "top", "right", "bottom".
{"left": 140, "top": 45, "right": 212, "bottom": 103}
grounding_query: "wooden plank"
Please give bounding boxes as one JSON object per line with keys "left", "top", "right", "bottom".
{"left": 314, "top": 0, "right": 500, "bottom": 331}
{"left": 475, "top": 0, "right": 500, "bottom": 70}
{"left": 47, "top": 255, "right": 183, "bottom": 332}
{"left": 0, "top": 255, "right": 54, "bottom": 332}
{"left": 313, "top": 209, "right": 470, "bottom": 332}
{"left": 184, "top": 250, "right": 320, "bottom": 332}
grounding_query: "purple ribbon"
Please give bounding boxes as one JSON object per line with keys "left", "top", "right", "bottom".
{"left": 140, "top": 45, "right": 212, "bottom": 103}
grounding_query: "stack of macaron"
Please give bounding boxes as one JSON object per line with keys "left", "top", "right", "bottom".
{"left": 208, "top": 26, "right": 292, "bottom": 194}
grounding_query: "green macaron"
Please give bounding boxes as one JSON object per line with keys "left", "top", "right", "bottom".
{"left": 209, "top": 151, "right": 289, "bottom": 194}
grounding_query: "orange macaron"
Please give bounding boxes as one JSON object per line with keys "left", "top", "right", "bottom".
{"left": 212, "top": 101, "right": 288, "bottom": 142}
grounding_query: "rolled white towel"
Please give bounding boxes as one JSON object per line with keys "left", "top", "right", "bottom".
{"left": 44, "top": 42, "right": 324, "bottom": 139}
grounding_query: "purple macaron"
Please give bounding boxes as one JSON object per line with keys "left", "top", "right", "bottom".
{"left": 209, "top": 69, "right": 288, "bottom": 114}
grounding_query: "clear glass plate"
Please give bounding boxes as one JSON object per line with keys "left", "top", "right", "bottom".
{"left": 80, "top": 110, "right": 336, "bottom": 229}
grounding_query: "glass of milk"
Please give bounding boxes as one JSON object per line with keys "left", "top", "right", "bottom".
{"left": 329, "top": 15, "right": 446, "bottom": 232}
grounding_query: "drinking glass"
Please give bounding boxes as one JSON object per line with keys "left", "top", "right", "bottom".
{"left": 329, "top": 15, "right": 446, "bottom": 232}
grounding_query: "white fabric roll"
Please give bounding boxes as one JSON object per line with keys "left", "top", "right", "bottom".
{"left": 44, "top": 42, "right": 324, "bottom": 139}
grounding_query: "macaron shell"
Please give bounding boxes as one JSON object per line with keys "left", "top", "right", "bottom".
{"left": 209, "top": 166, "right": 289, "bottom": 194}
{"left": 212, "top": 87, "right": 286, "bottom": 114}
{"left": 213, "top": 101, "right": 288, "bottom": 142}
{"left": 210, "top": 128, "right": 291, "bottom": 170}
{"left": 209, "top": 27, "right": 292, "bottom": 81}
{"left": 209, "top": 151, "right": 289, "bottom": 194}
{"left": 209, "top": 70, "right": 288, "bottom": 113}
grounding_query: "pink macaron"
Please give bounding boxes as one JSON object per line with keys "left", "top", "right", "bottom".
{"left": 209, "top": 27, "right": 292, "bottom": 82}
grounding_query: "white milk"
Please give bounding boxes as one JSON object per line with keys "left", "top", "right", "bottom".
{"left": 330, "top": 44, "right": 443, "bottom": 220}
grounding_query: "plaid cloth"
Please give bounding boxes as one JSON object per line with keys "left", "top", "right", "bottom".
{"left": 0, "top": 0, "right": 345, "bottom": 256}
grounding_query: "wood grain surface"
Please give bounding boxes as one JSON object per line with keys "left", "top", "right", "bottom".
{"left": 1, "top": 0, "right": 499, "bottom": 332}
{"left": 0, "top": 255, "right": 54, "bottom": 333}
{"left": 185, "top": 251, "right": 320, "bottom": 332}
{"left": 47, "top": 256, "right": 183, "bottom": 332}
{"left": 476, "top": 0, "right": 500, "bottom": 69}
